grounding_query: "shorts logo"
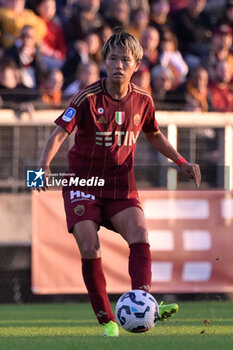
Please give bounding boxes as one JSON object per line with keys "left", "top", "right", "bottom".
{"left": 115, "top": 111, "right": 125, "bottom": 125}
{"left": 133, "top": 114, "right": 141, "bottom": 126}
{"left": 70, "top": 190, "right": 95, "bottom": 202}
{"left": 62, "top": 107, "right": 76, "bottom": 122}
{"left": 74, "top": 204, "right": 85, "bottom": 216}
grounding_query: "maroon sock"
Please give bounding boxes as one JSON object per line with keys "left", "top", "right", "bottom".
{"left": 82, "top": 258, "right": 115, "bottom": 324}
{"left": 129, "top": 242, "right": 152, "bottom": 292}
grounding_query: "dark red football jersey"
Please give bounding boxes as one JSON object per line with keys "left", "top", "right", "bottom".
{"left": 55, "top": 78, "right": 159, "bottom": 198}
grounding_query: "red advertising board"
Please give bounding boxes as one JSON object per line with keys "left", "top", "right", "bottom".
{"left": 32, "top": 190, "right": 233, "bottom": 294}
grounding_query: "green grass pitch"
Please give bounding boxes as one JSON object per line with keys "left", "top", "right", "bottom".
{"left": 0, "top": 301, "right": 233, "bottom": 350}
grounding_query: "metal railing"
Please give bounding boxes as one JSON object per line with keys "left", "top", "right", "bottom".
{"left": 156, "top": 111, "right": 233, "bottom": 190}
{"left": 0, "top": 109, "right": 232, "bottom": 191}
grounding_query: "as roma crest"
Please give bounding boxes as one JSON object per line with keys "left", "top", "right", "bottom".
{"left": 74, "top": 204, "right": 85, "bottom": 216}
{"left": 115, "top": 111, "right": 125, "bottom": 125}
{"left": 133, "top": 114, "right": 141, "bottom": 126}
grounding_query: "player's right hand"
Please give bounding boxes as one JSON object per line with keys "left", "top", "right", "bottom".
{"left": 36, "top": 165, "right": 51, "bottom": 192}
{"left": 180, "top": 162, "right": 201, "bottom": 188}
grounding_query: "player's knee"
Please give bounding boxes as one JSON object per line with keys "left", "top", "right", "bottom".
{"left": 127, "top": 226, "right": 149, "bottom": 245}
{"left": 73, "top": 224, "right": 100, "bottom": 258}
{"left": 80, "top": 244, "right": 101, "bottom": 259}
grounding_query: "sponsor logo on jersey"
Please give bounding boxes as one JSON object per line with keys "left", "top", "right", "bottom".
{"left": 74, "top": 204, "right": 85, "bottom": 216}
{"left": 115, "top": 111, "right": 125, "bottom": 125}
{"left": 95, "top": 130, "right": 139, "bottom": 146}
{"left": 133, "top": 114, "right": 141, "bottom": 126}
{"left": 62, "top": 107, "right": 76, "bottom": 122}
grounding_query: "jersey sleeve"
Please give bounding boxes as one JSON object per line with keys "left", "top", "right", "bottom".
{"left": 54, "top": 101, "right": 82, "bottom": 134}
{"left": 142, "top": 98, "right": 160, "bottom": 133}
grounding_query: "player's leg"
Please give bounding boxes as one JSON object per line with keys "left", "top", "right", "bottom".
{"left": 73, "top": 220, "right": 100, "bottom": 259}
{"left": 109, "top": 204, "right": 179, "bottom": 321}
{"left": 110, "top": 206, "right": 152, "bottom": 293}
{"left": 62, "top": 190, "right": 118, "bottom": 335}
{"left": 73, "top": 220, "right": 116, "bottom": 328}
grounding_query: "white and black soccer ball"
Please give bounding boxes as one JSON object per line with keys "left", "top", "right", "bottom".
{"left": 115, "top": 289, "right": 159, "bottom": 333}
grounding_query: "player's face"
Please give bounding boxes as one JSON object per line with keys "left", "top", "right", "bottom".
{"left": 105, "top": 46, "right": 140, "bottom": 84}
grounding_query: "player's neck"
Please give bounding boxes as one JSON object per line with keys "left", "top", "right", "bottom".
{"left": 105, "top": 78, "right": 129, "bottom": 100}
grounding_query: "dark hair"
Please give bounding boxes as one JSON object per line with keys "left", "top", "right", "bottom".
{"left": 0, "top": 57, "right": 18, "bottom": 72}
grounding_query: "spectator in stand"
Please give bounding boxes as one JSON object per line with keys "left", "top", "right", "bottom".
{"left": 65, "top": 0, "right": 104, "bottom": 43}
{"left": 39, "top": 68, "right": 65, "bottom": 108}
{"left": 0, "top": 0, "right": 47, "bottom": 49}
{"left": 35, "top": 0, "right": 67, "bottom": 70}
{"left": 128, "top": 0, "right": 149, "bottom": 13}
{"left": 100, "top": 0, "right": 149, "bottom": 18}
{"left": 51, "top": 0, "right": 79, "bottom": 23}
{"left": 63, "top": 61, "right": 100, "bottom": 99}
{"left": 201, "top": 24, "right": 233, "bottom": 80}
{"left": 127, "top": 8, "right": 149, "bottom": 41}
{"left": 173, "top": 0, "right": 213, "bottom": 68}
{"left": 96, "top": 25, "right": 114, "bottom": 77}
{"left": 150, "top": 65, "right": 174, "bottom": 110}
{"left": 86, "top": 31, "right": 102, "bottom": 65}
{"left": 185, "top": 67, "right": 212, "bottom": 111}
{"left": 105, "top": 0, "right": 131, "bottom": 30}
{"left": 0, "top": 58, "right": 38, "bottom": 116}
{"left": 159, "top": 28, "right": 188, "bottom": 89}
{"left": 208, "top": 60, "right": 233, "bottom": 112}
{"left": 62, "top": 39, "right": 89, "bottom": 88}
{"left": 3, "top": 25, "right": 46, "bottom": 89}
{"left": 171, "top": 66, "right": 212, "bottom": 111}
{"left": 62, "top": 30, "right": 102, "bottom": 88}
{"left": 218, "top": 0, "right": 233, "bottom": 27}
{"left": 140, "top": 26, "right": 160, "bottom": 70}
{"left": 131, "top": 64, "right": 152, "bottom": 94}
{"left": 97, "top": 25, "right": 113, "bottom": 47}
{"left": 149, "top": 0, "right": 174, "bottom": 39}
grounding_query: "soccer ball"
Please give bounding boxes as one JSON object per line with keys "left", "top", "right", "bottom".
{"left": 115, "top": 289, "right": 159, "bottom": 333}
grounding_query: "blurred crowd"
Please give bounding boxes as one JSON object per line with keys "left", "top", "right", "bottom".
{"left": 0, "top": 0, "right": 232, "bottom": 116}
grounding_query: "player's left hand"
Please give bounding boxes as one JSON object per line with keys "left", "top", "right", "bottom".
{"left": 180, "top": 162, "right": 201, "bottom": 188}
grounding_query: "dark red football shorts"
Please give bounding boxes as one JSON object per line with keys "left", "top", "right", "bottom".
{"left": 62, "top": 189, "right": 143, "bottom": 233}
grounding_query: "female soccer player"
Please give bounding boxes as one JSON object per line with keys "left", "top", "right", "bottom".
{"left": 38, "top": 31, "right": 201, "bottom": 336}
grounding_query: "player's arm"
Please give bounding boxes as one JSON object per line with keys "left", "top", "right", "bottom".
{"left": 145, "top": 131, "right": 201, "bottom": 188}
{"left": 39, "top": 125, "right": 68, "bottom": 167}
{"left": 38, "top": 125, "right": 68, "bottom": 190}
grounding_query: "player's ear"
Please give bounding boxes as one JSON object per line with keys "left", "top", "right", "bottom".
{"left": 134, "top": 61, "right": 141, "bottom": 73}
